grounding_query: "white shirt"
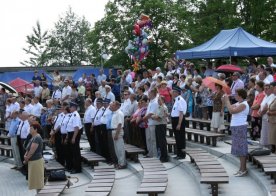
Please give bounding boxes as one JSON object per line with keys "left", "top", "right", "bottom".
{"left": 17, "top": 120, "right": 30, "bottom": 139}
{"left": 34, "top": 86, "right": 43, "bottom": 97}
{"left": 24, "top": 104, "right": 33, "bottom": 114}
{"left": 152, "top": 72, "right": 165, "bottom": 80}
{"left": 54, "top": 112, "right": 65, "bottom": 131}
{"left": 120, "top": 99, "right": 132, "bottom": 116}
{"left": 100, "top": 107, "right": 112, "bottom": 124}
{"left": 105, "top": 92, "right": 115, "bottom": 102}
{"left": 62, "top": 86, "right": 72, "bottom": 101}
{"left": 60, "top": 113, "right": 71, "bottom": 134}
{"left": 261, "top": 94, "right": 275, "bottom": 120}
{"left": 231, "top": 79, "right": 244, "bottom": 96}
{"left": 97, "top": 74, "right": 107, "bottom": 85}
{"left": 93, "top": 107, "right": 105, "bottom": 126}
{"left": 110, "top": 110, "right": 124, "bottom": 130}
{"left": 146, "top": 97, "right": 159, "bottom": 126}
{"left": 52, "top": 89, "right": 62, "bottom": 100}
{"left": 67, "top": 111, "right": 83, "bottom": 132}
{"left": 84, "top": 105, "right": 96, "bottom": 123}
{"left": 126, "top": 73, "right": 133, "bottom": 84}
{"left": 171, "top": 95, "right": 187, "bottom": 117}
{"left": 231, "top": 101, "right": 249, "bottom": 126}
{"left": 98, "top": 86, "right": 106, "bottom": 98}
{"left": 166, "top": 70, "right": 177, "bottom": 77}
{"left": 167, "top": 80, "right": 173, "bottom": 89}
{"left": 31, "top": 102, "right": 43, "bottom": 117}
{"left": 5, "top": 105, "right": 12, "bottom": 118}
{"left": 10, "top": 102, "right": 20, "bottom": 113}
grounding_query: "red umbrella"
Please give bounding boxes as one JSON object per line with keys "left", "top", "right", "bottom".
{"left": 203, "top": 77, "right": 231, "bottom": 94}
{"left": 216, "top": 64, "right": 242, "bottom": 73}
{"left": 9, "top": 78, "right": 34, "bottom": 94}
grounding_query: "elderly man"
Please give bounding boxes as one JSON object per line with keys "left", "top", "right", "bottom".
{"left": 66, "top": 102, "right": 83, "bottom": 174}
{"left": 10, "top": 97, "right": 20, "bottom": 113}
{"left": 99, "top": 80, "right": 107, "bottom": 98}
{"left": 83, "top": 98, "right": 96, "bottom": 151}
{"left": 52, "top": 86, "right": 62, "bottom": 101}
{"left": 31, "top": 97, "right": 43, "bottom": 120}
{"left": 77, "top": 81, "right": 86, "bottom": 113}
{"left": 230, "top": 72, "right": 244, "bottom": 102}
{"left": 120, "top": 90, "right": 132, "bottom": 143}
{"left": 61, "top": 79, "right": 72, "bottom": 103}
{"left": 268, "top": 57, "right": 276, "bottom": 68}
{"left": 24, "top": 98, "right": 33, "bottom": 114}
{"left": 105, "top": 85, "right": 115, "bottom": 102}
{"left": 94, "top": 91, "right": 101, "bottom": 106}
{"left": 107, "top": 101, "right": 126, "bottom": 169}
{"left": 33, "top": 80, "right": 43, "bottom": 99}
{"left": 97, "top": 69, "right": 107, "bottom": 86}
{"left": 152, "top": 67, "right": 164, "bottom": 80}
{"left": 143, "top": 88, "right": 159, "bottom": 158}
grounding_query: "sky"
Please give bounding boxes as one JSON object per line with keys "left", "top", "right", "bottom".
{"left": 0, "top": 0, "right": 109, "bottom": 67}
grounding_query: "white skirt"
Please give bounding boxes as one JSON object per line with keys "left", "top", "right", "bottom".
{"left": 211, "top": 112, "right": 225, "bottom": 130}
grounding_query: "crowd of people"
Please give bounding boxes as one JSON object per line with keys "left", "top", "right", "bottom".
{"left": 1, "top": 56, "right": 276, "bottom": 191}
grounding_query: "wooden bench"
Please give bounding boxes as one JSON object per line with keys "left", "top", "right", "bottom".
{"left": 0, "top": 144, "right": 12, "bottom": 157}
{"left": 183, "top": 148, "right": 229, "bottom": 196}
{"left": 85, "top": 165, "right": 115, "bottom": 196}
{"left": 81, "top": 151, "right": 106, "bottom": 169}
{"left": 137, "top": 158, "right": 168, "bottom": 196}
{"left": 0, "top": 135, "right": 11, "bottom": 145}
{"left": 251, "top": 154, "right": 276, "bottom": 182}
{"left": 36, "top": 180, "right": 69, "bottom": 196}
{"left": 186, "top": 117, "right": 212, "bottom": 131}
{"left": 185, "top": 128, "right": 225, "bottom": 147}
{"left": 166, "top": 137, "right": 176, "bottom": 154}
{"left": 125, "top": 144, "right": 145, "bottom": 162}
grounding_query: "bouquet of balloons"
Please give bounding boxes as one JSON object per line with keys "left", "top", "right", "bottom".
{"left": 125, "top": 14, "right": 152, "bottom": 71}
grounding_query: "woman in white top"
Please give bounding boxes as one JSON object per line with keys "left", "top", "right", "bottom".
{"left": 258, "top": 83, "right": 275, "bottom": 147}
{"left": 223, "top": 88, "right": 249, "bottom": 177}
{"left": 178, "top": 75, "right": 186, "bottom": 89}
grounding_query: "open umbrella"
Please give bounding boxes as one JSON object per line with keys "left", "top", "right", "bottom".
{"left": 203, "top": 77, "right": 230, "bottom": 94}
{"left": 216, "top": 64, "right": 242, "bottom": 73}
{"left": 9, "top": 78, "right": 34, "bottom": 94}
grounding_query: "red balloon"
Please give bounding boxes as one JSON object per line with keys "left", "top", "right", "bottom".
{"left": 133, "top": 24, "right": 141, "bottom": 36}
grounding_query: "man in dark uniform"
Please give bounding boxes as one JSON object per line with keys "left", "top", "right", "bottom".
{"left": 66, "top": 102, "right": 83, "bottom": 174}
{"left": 171, "top": 86, "right": 187, "bottom": 159}
{"left": 92, "top": 98, "right": 104, "bottom": 155}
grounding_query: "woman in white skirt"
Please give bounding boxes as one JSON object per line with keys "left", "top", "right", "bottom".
{"left": 23, "top": 122, "right": 44, "bottom": 192}
{"left": 259, "top": 83, "right": 275, "bottom": 147}
{"left": 211, "top": 84, "right": 225, "bottom": 132}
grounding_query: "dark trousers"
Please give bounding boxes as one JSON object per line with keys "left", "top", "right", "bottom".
{"left": 107, "top": 130, "right": 118, "bottom": 164}
{"left": 251, "top": 117, "right": 261, "bottom": 140}
{"left": 171, "top": 117, "right": 186, "bottom": 158}
{"left": 101, "top": 124, "right": 109, "bottom": 160}
{"left": 17, "top": 136, "right": 27, "bottom": 174}
{"left": 84, "top": 123, "right": 95, "bottom": 151}
{"left": 155, "top": 124, "right": 168, "bottom": 161}
{"left": 55, "top": 131, "right": 65, "bottom": 165}
{"left": 140, "top": 127, "right": 147, "bottom": 154}
{"left": 94, "top": 125, "right": 102, "bottom": 155}
{"left": 124, "top": 118, "right": 131, "bottom": 144}
{"left": 67, "top": 130, "right": 82, "bottom": 172}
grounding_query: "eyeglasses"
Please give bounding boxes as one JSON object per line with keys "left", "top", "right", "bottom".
{"left": 124, "top": 94, "right": 129, "bottom": 96}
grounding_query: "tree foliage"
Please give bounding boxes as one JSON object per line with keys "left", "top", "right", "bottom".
{"left": 21, "top": 21, "right": 51, "bottom": 67}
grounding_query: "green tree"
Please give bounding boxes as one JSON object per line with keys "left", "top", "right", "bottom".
{"left": 21, "top": 21, "right": 51, "bottom": 67}
{"left": 87, "top": 0, "right": 189, "bottom": 69}
{"left": 50, "top": 7, "right": 91, "bottom": 66}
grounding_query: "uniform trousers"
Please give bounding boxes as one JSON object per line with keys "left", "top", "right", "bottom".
{"left": 107, "top": 130, "right": 118, "bottom": 164}
{"left": 55, "top": 131, "right": 64, "bottom": 165}
{"left": 171, "top": 117, "right": 186, "bottom": 158}
{"left": 146, "top": 125, "right": 157, "bottom": 157}
{"left": 67, "top": 129, "right": 82, "bottom": 172}
{"left": 112, "top": 130, "right": 126, "bottom": 166}
{"left": 155, "top": 124, "right": 168, "bottom": 161}
{"left": 100, "top": 124, "right": 109, "bottom": 160}
{"left": 123, "top": 117, "right": 131, "bottom": 144}
{"left": 84, "top": 123, "right": 95, "bottom": 151}
{"left": 94, "top": 125, "right": 103, "bottom": 155}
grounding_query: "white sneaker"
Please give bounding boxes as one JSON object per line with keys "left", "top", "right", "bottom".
{"left": 233, "top": 170, "right": 240, "bottom": 175}
{"left": 235, "top": 170, "right": 248, "bottom": 177}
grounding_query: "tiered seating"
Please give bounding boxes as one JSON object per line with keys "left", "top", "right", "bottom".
{"left": 183, "top": 148, "right": 229, "bottom": 196}
{"left": 0, "top": 130, "right": 12, "bottom": 157}
{"left": 186, "top": 117, "right": 211, "bottom": 131}
{"left": 81, "top": 150, "right": 106, "bottom": 169}
{"left": 85, "top": 165, "right": 115, "bottom": 196}
{"left": 36, "top": 180, "right": 69, "bottom": 196}
{"left": 137, "top": 158, "right": 168, "bottom": 196}
{"left": 125, "top": 144, "right": 145, "bottom": 162}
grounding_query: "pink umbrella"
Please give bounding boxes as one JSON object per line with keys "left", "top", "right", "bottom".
{"left": 9, "top": 78, "right": 34, "bottom": 94}
{"left": 216, "top": 64, "right": 242, "bottom": 73}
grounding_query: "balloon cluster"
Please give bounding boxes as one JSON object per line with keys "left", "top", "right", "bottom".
{"left": 125, "top": 14, "right": 152, "bottom": 71}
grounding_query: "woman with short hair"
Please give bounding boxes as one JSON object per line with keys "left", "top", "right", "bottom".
{"left": 223, "top": 89, "right": 249, "bottom": 177}
{"left": 24, "top": 122, "right": 44, "bottom": 192}
{"left": 211, "top": 84, "right": 225, "bottom": 133}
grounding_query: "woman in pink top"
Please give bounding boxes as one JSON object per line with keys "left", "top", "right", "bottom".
{"left": 158, "top": 81, "right": 172, "bottom": 112}
{"left": 251, "top": 81, "right": 265, "bottom": 140}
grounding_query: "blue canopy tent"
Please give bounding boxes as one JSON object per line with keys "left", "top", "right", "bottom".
{"left": 72, "top": 68, "right": 117, "bottom": 82}
{"left": 176, "top": 27, "right": 276, "bottom": 59}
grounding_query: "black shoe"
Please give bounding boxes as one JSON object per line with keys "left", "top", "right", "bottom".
{"left": 70, "top": 170, "right": 81, "bottom": 174}
{"left": 160, "top": 159, "right": 169, "bottom": 163}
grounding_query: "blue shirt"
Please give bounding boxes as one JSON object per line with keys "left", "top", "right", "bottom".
{"left": 8, "top": 118, "right": 21, "bottom": 137}
{"left": 40, "top": 113, "right": 47, "bottom": 126}
{"left": 106, "top": 112, "right": 113, "bottom": 130}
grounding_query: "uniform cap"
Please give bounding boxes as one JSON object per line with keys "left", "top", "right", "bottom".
{"left": 96, "top": 98, "right": 103, "bottom": 103}
{"left": 103, "top": 98, "right": 111, "bottom": 104}
{"left": 172, "top": 86, "right": 182, "bottom": 94}
{"left": 69, "top": 101, "right": 78, "bottom": 108}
